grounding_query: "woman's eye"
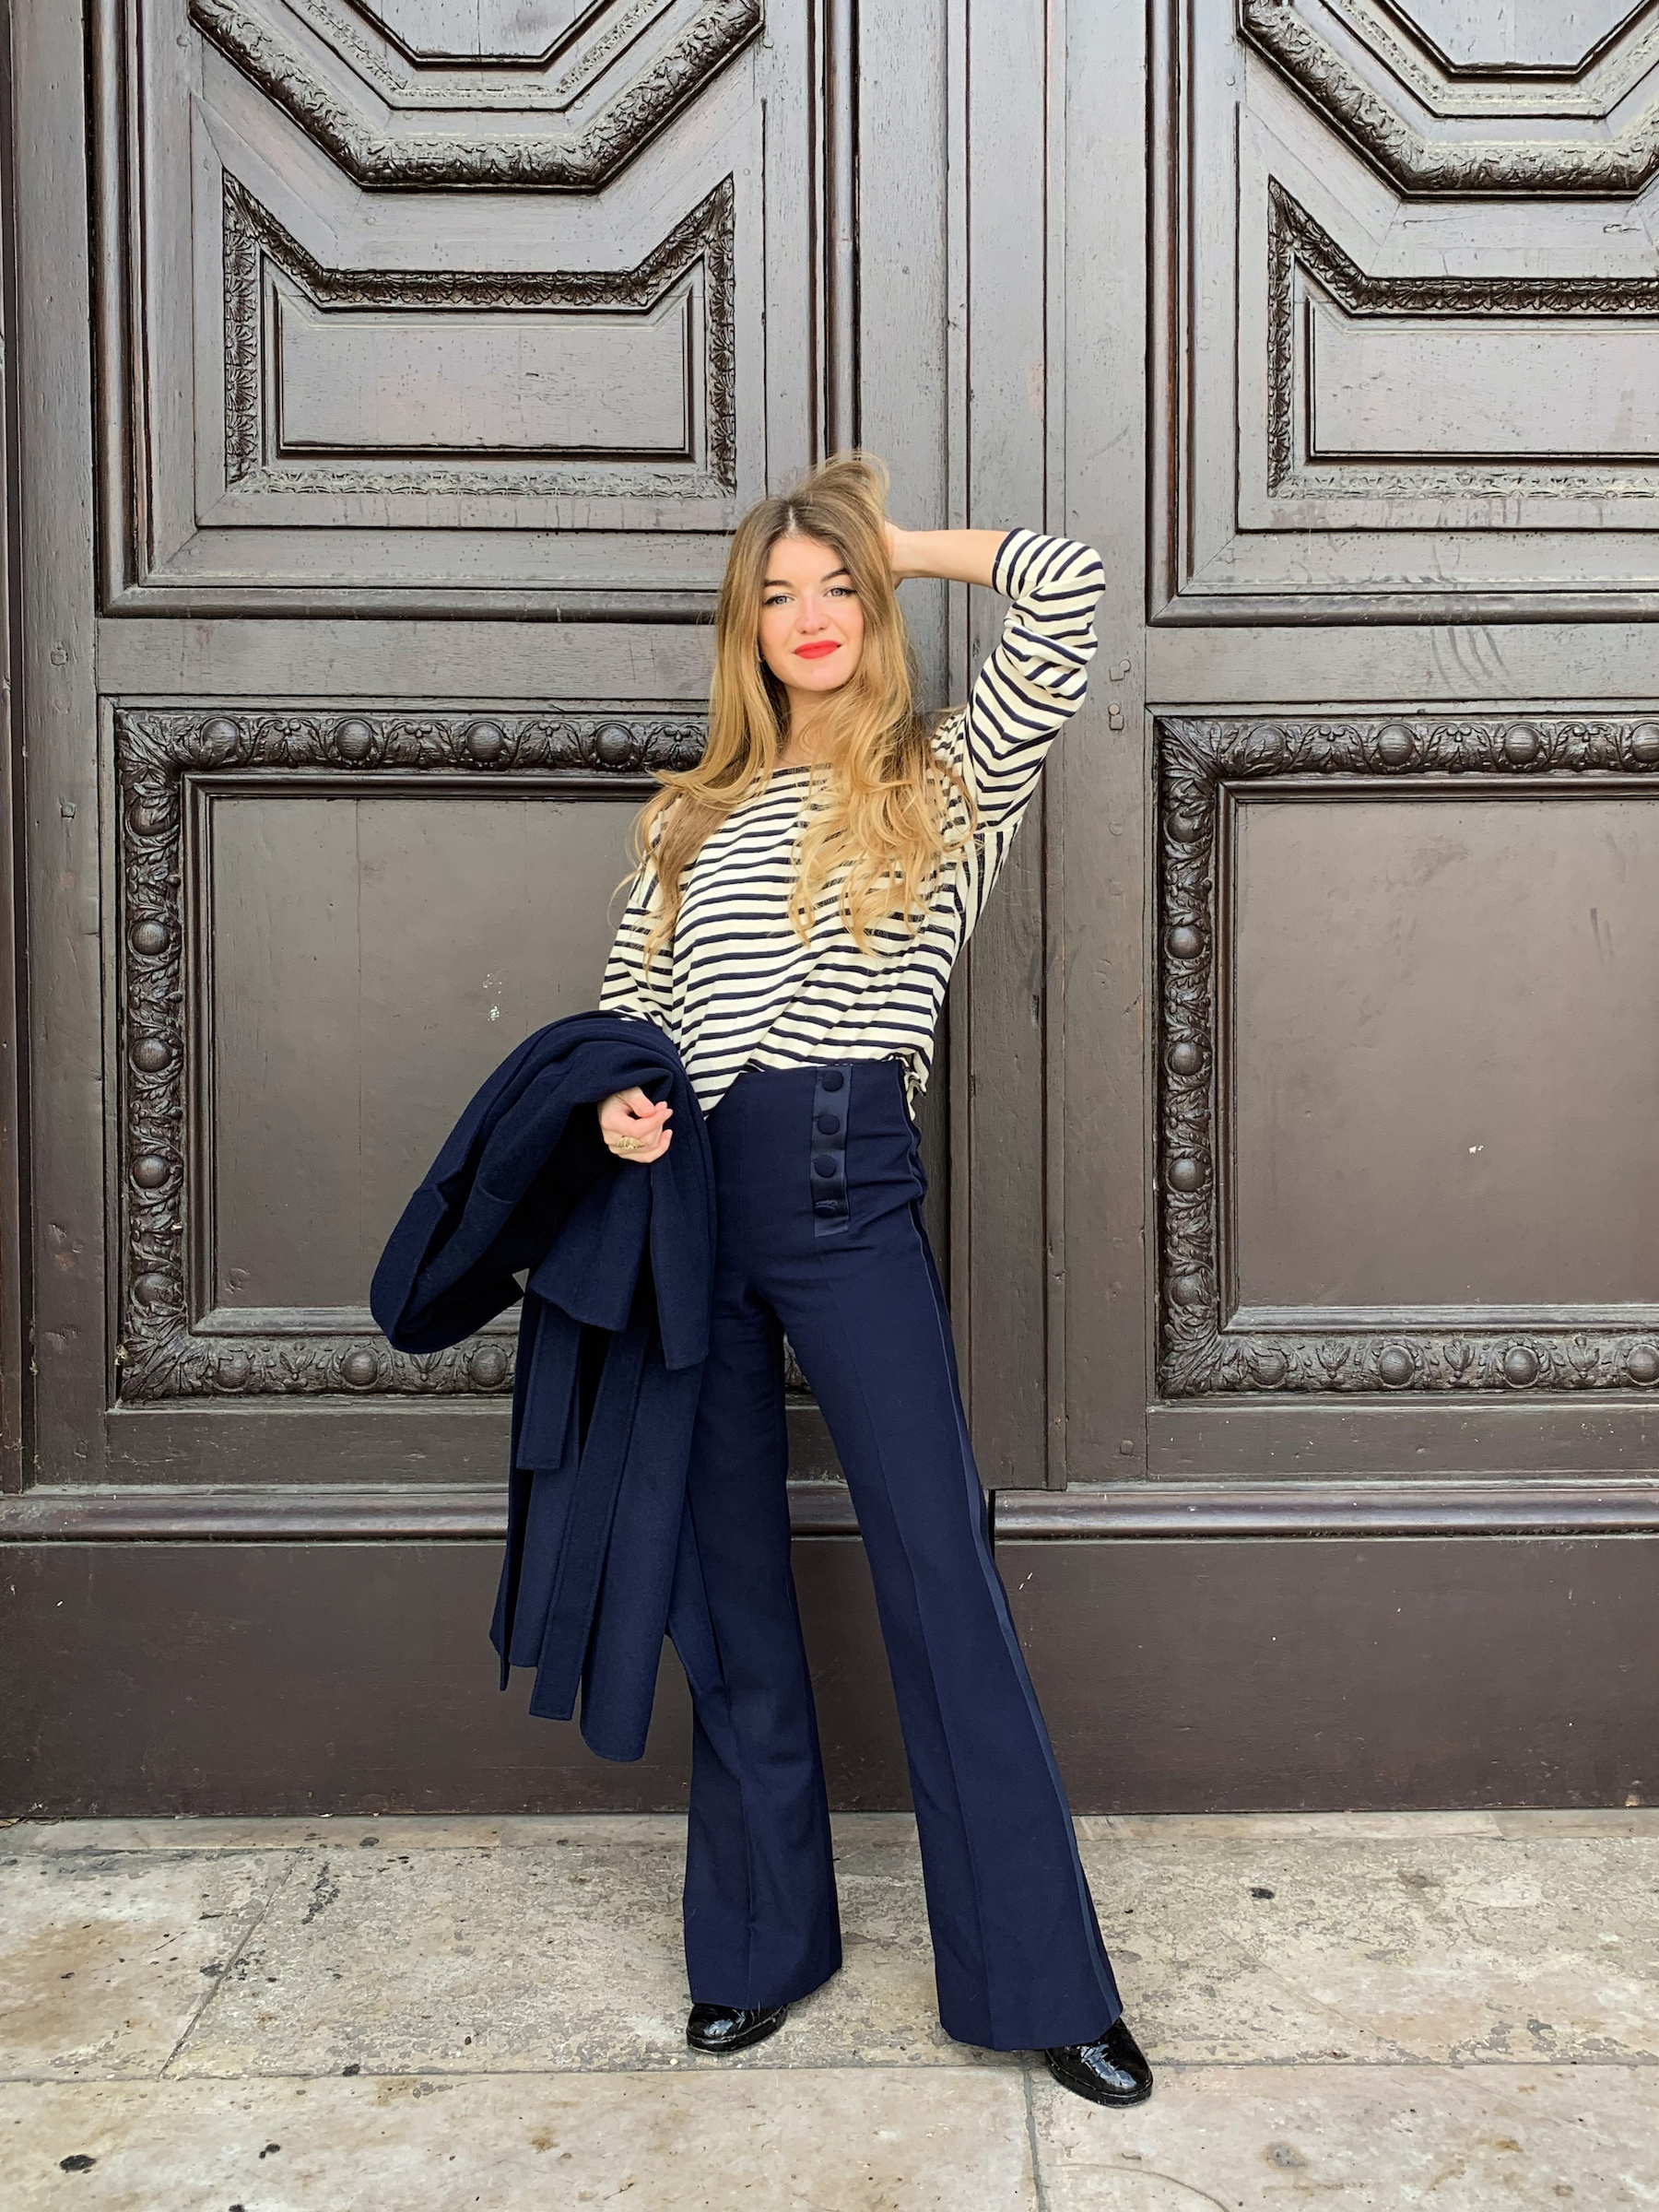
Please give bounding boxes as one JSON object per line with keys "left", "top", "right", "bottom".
{"left": 829, "top": 586, "right": 855, "bottom": 598}
{"left": 763, "top": 593, "right": 790, "bottom": 607}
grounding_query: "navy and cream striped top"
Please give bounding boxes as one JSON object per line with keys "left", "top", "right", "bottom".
{"left": 599, "top": 528, "right": 1107, "bottom": 1112}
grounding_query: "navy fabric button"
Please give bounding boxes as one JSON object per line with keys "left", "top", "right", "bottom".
{"left": 810, "top": 1067, "right": 850, "bottom": 1238}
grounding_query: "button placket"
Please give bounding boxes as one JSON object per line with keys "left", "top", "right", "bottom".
{"left": 810, "top": 1065, "right": 851, "bottom": 1238}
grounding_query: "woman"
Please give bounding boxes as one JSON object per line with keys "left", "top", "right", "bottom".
{"left": 595, "top": 454, "right": 1150, "bottom": 2108}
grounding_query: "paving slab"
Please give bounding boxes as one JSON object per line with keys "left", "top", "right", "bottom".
{"left": 1491, "top": 1811, "right": 1659, "bottom": 1840}
{"left": 169, "top": 1827, "right": 1010, "bottom": 2077}
{"left": 0, "top": 1851, "right": 293, "bottom": 2082}
{"left": 167, "top": 1831, "right": 691, "bottom": 2079}
{"left": 1029, "top": 2064, "right": 1659, "bottom": 2209}
{"left": 0, "top": 1813, "right": 924, "bottom": 1856}
{"left": 0, "top": 2066, "right": 1038, "bottom": 2212}
{"left": 1075, "top": 1813, "right": 1509, "bottom": 1842}
{"left": 9, "top": 1807, "right": 1655, "bottom": 1856}
{"left": 5, "top": 1812, "right": 1658, "bottom": 2212}
{"left": 1079, "top": 1832, "right": 1659, "bottom": 2067}
{"left": 1, "top": 1816, "right": 685, "bottom": 1856}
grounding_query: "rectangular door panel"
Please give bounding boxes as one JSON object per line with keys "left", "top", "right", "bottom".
{"left": 205, "top": 790, "right": 635, "bottom": 1324}
{"left": 269, "top": 276, "right": 700, "bottom": 460}
{"left": 97, "top": 0, "right": 813, "bottom": 612}
{"left": 0, "top": 1531, "right": 912, "bottom": 1817}
{"left": 1153, "top": 0, "right": 1659, "bottom": 621}
{"left": 1230, "top": 789, "right": 1659, "bottom": 1318}
{"left": 203, "top": 160, "right": 741, "bottom": 524}
{"left": 1156, "top": 712, "right": 1659, "bottom": 1433}
{"left": 110, "top": 703, "right": 693, "bottom": 1475}
{"left": 1304, "top": 307, "right": 1659, "bottom": 465}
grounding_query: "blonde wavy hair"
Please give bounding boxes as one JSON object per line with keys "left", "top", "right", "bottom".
{"left": 630, "top": 453, "right": 971, "bottom": 963}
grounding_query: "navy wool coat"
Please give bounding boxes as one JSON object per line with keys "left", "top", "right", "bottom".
{"left": 370, "top": 1014, "right": 715, "bottom": 1761}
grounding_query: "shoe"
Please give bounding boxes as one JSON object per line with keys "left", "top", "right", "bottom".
{"left": 686, "top": 2002, "right": 788, "bottom": 2054}
{"left": 1043, "top": 2018, "right": 1154, "bottom": 2106}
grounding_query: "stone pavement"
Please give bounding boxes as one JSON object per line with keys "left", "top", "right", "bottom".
{"left": 2, "top": 1809, "right": 1656, "bottom": 2209}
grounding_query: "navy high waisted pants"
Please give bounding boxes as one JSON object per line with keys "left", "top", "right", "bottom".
{"left": 669, "top": 1058, "right": 1122, "bottom": 2053}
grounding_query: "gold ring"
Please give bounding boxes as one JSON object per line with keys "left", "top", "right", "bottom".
{"left": 612, "top": 1136, "right": 644, "bottom": 1153}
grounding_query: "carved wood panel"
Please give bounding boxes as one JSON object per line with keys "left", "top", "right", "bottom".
{"left": 114, "top": 704, "right": 702, "bottom": 1403}
{"left": 1156, "top": 712, "right": 1659, "bottom": 1398}
{"left": 192, "top": 0, "right": 761, "bottom": 183}
{"left": 112, "top": 697, "right": 820, "bottom": 1433}
{"left": 1263, "top": 182, "right": 1659, "bottom": 507}
{"left": 96, "top": 0, "right": 821, "bottom": 613}
{"left": 220, "top": 172, "right": 735, "bottom": 500}
{"left": 1241, "top": 0, "right": 1659, "bottom": 194}
{"left": 1152, "top": 0, "right": 1659, "bottom": 619}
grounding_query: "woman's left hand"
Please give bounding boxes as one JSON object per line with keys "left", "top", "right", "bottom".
{"left": 882, "top": 524, "right": 1005, "bottom": 591}
{"left": 598, "top": 1087, "right": 673, "bottom": 1164}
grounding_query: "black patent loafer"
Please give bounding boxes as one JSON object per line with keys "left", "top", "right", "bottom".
{"left": 686, "top": 2002, "right": 788, "bottom": 2054}
{"left": 1043, "top": 2018, "right": 1154, "bottom": 2106}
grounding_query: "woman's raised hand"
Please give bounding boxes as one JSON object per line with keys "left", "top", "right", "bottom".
{"left": 598, "top": 1087, "right": 673, "bottom": 1164}
{"left": 882, "top": 524, "right": 1005, "bottom": 590}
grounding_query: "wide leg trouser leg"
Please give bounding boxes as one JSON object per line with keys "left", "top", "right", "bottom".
{"left": 776, "top": 1198, "right": 1122, "bottom": 2053}
{"left": 673, "top": 1282, "right": 841, "bottom": 2010}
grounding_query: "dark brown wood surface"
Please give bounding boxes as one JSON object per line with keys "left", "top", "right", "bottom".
{"left": 1005, "top": 1534, "right": 1659, "bottom": 1814}
{"left": 0, "top": 1535, "right": 910, "bottom": 1817}
{"left": 0, "top": 23, "right": 24, "bottom": 1502}
{"left": 6, "top": 1526, "right": 1654, "bottom": 1817}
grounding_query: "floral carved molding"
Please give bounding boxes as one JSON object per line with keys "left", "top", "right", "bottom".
{"left": 223, "top": 173, "right": 736, "bottom": 500}
{"left": 1265, "top": 182, "right": 1659, "bottom": 503}
{"left": 1157, "top": 712, "right": 1659, "bottom": 1398}
{"left": 116, "top": 705, "right": 705, "bottom": 1403}
{"left": 1241, "top": 0, "right": 1659, "bottom": 194}
{"left": 190, "top": 0, "right": 762, "bottom": 187}
{"left": 300, "top": 0, "right": 680, "bottom": 110}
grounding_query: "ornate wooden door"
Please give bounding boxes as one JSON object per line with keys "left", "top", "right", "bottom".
{"left": 9, "top": 0, "right": 1653, "bottom": 1816}
{"left": 997, "top": 0, "right": 1659, "bottom": 1807}
{"left": 0, "top": 0, "right": 971, "bottom": 1812}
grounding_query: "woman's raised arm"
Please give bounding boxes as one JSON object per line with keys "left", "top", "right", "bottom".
{"left": 884, "top": 524, "right": 1007, "bottom": 589}
{"left": 920, "top": 528, "right": 1108, "bottom": 832}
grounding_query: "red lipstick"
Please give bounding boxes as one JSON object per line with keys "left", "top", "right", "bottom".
{"left": 794, "top": 641, "right": 841, "bottom": 660}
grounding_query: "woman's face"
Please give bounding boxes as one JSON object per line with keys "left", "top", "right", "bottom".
{"left": 757, "top": 532, "right": 865, "bottom": 700}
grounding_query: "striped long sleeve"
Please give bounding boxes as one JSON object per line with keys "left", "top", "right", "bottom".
{"left": 598, "top": 530, "right": 1107, "bottom": 1111}
{"left": 941, "top": 528, "right": 1107, "bottom": 825}
{"left": 597, "top": 831, "right": 675, "bottom": 1036}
